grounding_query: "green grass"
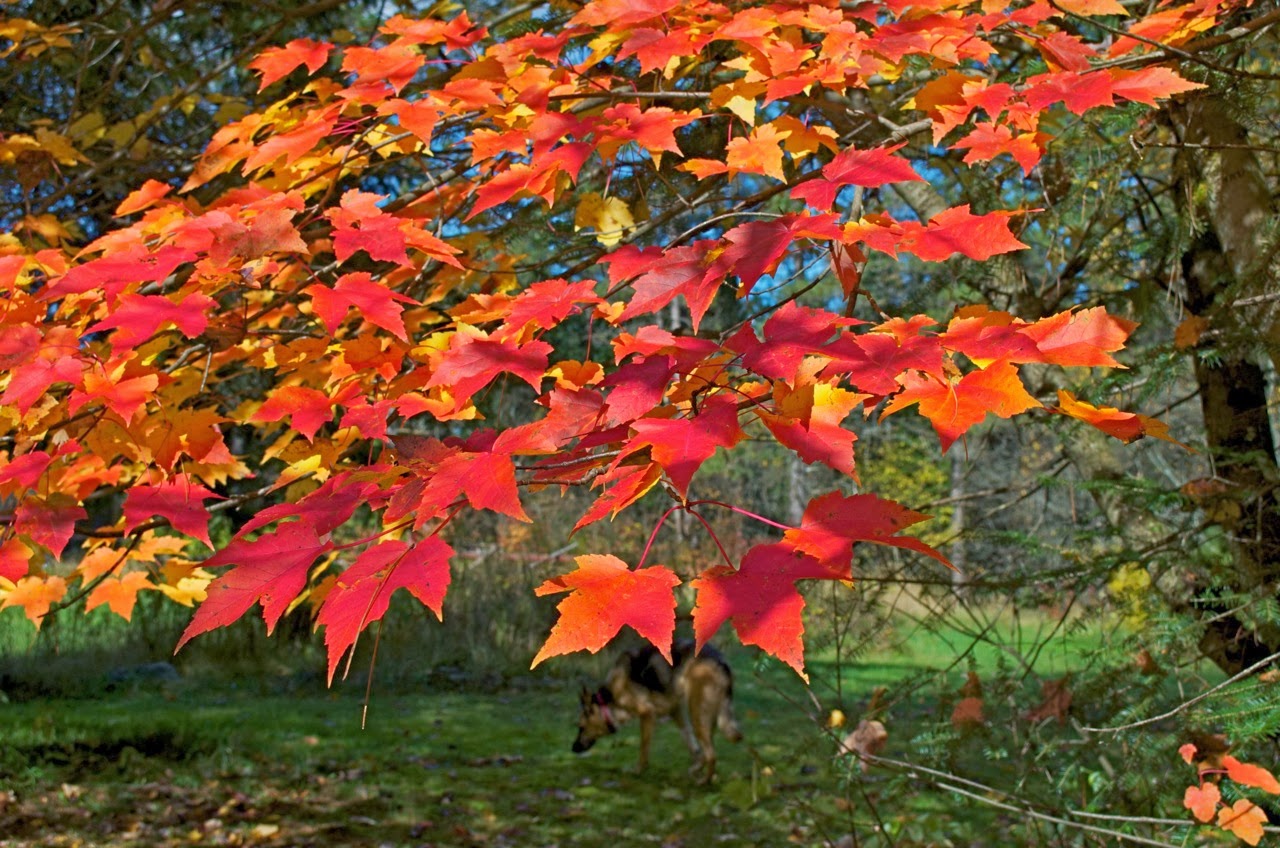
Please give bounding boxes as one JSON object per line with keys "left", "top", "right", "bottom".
{"left": 0, "top": 617, "right": 1117, "bottom": 848}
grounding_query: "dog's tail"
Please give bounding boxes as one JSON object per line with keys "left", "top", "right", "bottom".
{"left": 718, "top": 682, "right": 744, "bottom": 742}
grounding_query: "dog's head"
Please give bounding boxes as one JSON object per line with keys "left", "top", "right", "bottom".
{"left": 572, "top": 685, "right": 616, "bottom": 753}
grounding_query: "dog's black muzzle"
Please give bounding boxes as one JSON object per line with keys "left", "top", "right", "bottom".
{"left": 572, "top": 732, "right": 596, "bottom": 753}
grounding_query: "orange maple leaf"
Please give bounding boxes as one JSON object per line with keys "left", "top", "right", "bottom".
{"left": 1217, "top": 799, "right": 1267, "bottom": 846}
{"left": 1183, "top": 782, "right": 1220, "bottom": 823}
{"left": 531, "top": 555, "right": 680, "bottom": 667}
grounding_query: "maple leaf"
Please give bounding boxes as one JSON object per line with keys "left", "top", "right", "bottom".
{"left": 783, "top": 491, "right": 951, "bottom": 576}
{"left": 251, "top": 385, "right": 338, "bottom": 442}
{"left": 902, "top": 205, "right": 1030, "bottom": 262}
{"left": 574, "top": 462, "right": 664, "bottom": 531}
{"left": 498, "top": 278, "right": 602, "bottom": 339}
{"left": 0, "top": 575, "right": 67, "bottom": 628}
{"left": 705, "top": 214, "right": 842, "bottom": 299}
{"left": 177, "top": 521, "right": 335, "bottom": 650}
{"left": 248, "top": 38, "right": 333, "bottom": 90}
{"left": 531, "top": 554, "right": 680, "bottom": 667}
{"left": 691, "top": 544, "right": 839, "bottom": 679}
{"left": 426, "top": 331, "right": 551, "bottom": 400}
{"left": 822, "top": 321, "right": 944, "bottom": 397}
{"left": 954, "top": 123, "right": 1044, "bottom": 173}
{"left": 1053, "top": 391, "right": 1186, "bottom": 447}
{"left": 1, "top": 328, "right": 85, "bottom": 413}
{"left": 318, "top": 537, "right": 453, "bottom": 683}
{"left": 417, "top": 447, "right": 531, "bottom": 522}
{"left": 883, "top": 360, "right": 1041, "bottom": 452}
{"left": 600, "top": 355, "right": 674, "bottom": 427}
{"left": 306, "top": 272, "right": 419, "bottom": 341}
{"left": 1183, "top": 782, "right": 1221, "bottom": 823}
{"left": 15, "top": 495, "right": 86, "bottom": 559}
{"left": 0, "top": 451, "right": 54, "bottom": 495}
{"left": 620, "top": 394, "right": 744, "bottom": 497}
{"left": 791, "top": 143, "right": 922, "bottom": 209}
{"left": 728, "top": 301, "right": 852, "bottom": 380}
{"left": 1109, "top": 67, "right": 1205, "bottom": 106}
{"left": 87, "top": 292, "right": 216, "bottom": 351}
{"left": 1222, "top": 756, "right": 1280, "bottom": 794}
{"left": 608, "top": 241, "right": 721, "bottom": 330}
{"left": 67, "top": 361, "right": 159, "bottom": 423}
{"left": 0, "top": 538, "right": 32, "bottom": 583}
{"left": 759, "top": 380, "right": 864, "bottom": 478}
{"left": 1020, "top": 307, "right": 1137, "bottom": 367}
{"left": 85, "top": 571, "right": 155, "bottom": 621}
{"left": 115, "top": 179, "right": 173, "bottom": 216}
{"left": 122, "top": 474, "right": 224, "bottom": 547}
{"left": 1217, "top": 799, "right": 1267, "bottom": 846}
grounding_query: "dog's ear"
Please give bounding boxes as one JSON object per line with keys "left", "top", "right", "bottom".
{"left": 580, "top": 685, "right": 591, "bottom": 705}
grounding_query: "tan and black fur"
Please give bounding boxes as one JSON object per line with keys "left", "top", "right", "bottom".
{"left": 572, "top": 640, "right": 742, "bottom": 783}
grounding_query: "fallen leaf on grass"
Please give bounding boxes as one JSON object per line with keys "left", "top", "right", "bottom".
{"left": 838, "top": 719, "right": 888, "bottom": 772}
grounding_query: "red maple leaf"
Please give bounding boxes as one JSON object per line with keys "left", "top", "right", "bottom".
{"left": 0, "top": 451, "right": 54, "bottom": 495}
{"left": 822, "top": 323, "right": 944, "bottom": 397}
{"left": 426, "top": 331, "right": 551, "bottom": 400}
{"left": 67, "top": 362, "right": 159, "bottom": 423}
{"left": 177, "top": 520, "right": 335, "bottom": 650}
{"left": 305, "top": 272, "right": 419, "bottom": 341}
{"left": 416, "top": 447, "right": 530, "bottom": 522}
{"left": 248, "top": 38, "right": 333, "bottom": 90}
{"left": 759, "top": 382, "right": 864, "bottom": 478}
{"left": 601, "top": 355, "right": 674, "bottom": 428}
{"left": 531, "top": 554, "right": 680, "bottom": 666}
{"left": 900, "top": 205, "right": 1029, "bottom": 262}
{"left": 611, "top": 241, "right": 722, "bottom": 330}
{"left": 704, "top": 214, "right": 842, "bottom": 299}
{"left": 15, "top": 495, "right": 86, "bottom": 559}
{"left": 238, "top": 472, "right": 378, "bottom": 537}
{"left": 791, "top": 143, "right": 922, "bottom": 209}
{"left": 691, "top": 543, "right": 839, "bottom": 679}
{"left": 0, "top": 538, "right": 31, "bottom": 583}
{"left": 783, "top": 491, "right": 951, "bottom": 576}
{"left": 251, "top": 385, "right": 339, "bottom": 442}
{"left": 87, "top": 292, "right": 216, "bottom": 351}
{"left": 122, "top": 474, "right": 224, "bottom": 547}
{"left": 318, "top": 537, "right": 453, "bottom": 682}
{"left": 497, "top": 278, "right": 601, "bottom": 338}
{"left": 727, "top": 301, "right": 853, "bottom": 380}
{"left": 620, "top": 394, "right": 744, "bottom": 497}
{"left": 574, "top": 461, "right": 663, "bottom": 531}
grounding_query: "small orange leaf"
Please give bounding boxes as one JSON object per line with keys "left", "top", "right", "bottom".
{"left": 1217, "top": 799, "right": 1267, "bottom": 846}
{"left": 1223, "top": 756, "right": 1280, "bottom": 794}
{"left": 1183, "top": 782, "right": 1220, "bottom": 823}
{"left": 1174, "top": 315, "right": 1209, "bottom": 349}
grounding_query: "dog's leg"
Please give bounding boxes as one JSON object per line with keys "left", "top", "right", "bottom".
{"left": 684, "top": 683, "right": 717, "bottom": 784}
{"left": 638, "top": 713, "right": 653, "bottom": 772}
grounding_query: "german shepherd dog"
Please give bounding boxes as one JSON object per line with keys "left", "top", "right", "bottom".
{"left": 573, "top": 639, "right": 743, "bottom": 783}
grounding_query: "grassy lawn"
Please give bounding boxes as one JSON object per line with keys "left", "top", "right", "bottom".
{"left": 1, "top": 616, "right": 1113, "bottom": 848}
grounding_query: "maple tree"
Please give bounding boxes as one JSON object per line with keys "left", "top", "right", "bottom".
{"left": 0, "top": 0, "right": 1263, "bottom": 681}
